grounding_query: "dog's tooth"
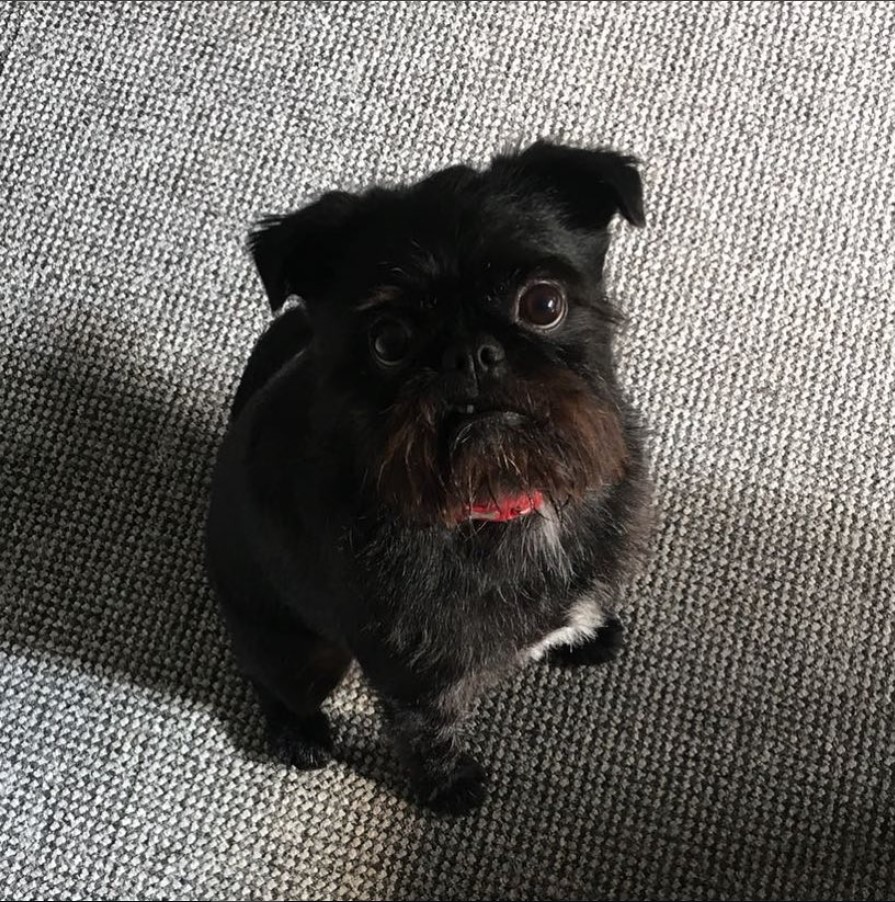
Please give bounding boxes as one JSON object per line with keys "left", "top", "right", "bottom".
{"left": 468, "top": 510, "right": 498, "bottom": 521}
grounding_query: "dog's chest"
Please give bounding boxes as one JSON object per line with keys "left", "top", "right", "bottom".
{"left": 525, "top": 592, "right": 607, "bottom": 661}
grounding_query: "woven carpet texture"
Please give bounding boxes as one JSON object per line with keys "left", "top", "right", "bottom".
{"left": 1, "top": 2, "right": 893, "bottom": 899}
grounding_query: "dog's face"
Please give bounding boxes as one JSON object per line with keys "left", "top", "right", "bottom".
{"left": 250, "top": 142, "right": 644, "bottom": 527}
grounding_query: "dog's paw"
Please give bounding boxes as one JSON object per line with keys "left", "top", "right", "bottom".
{"left": 268, "top": 711, "right": 334, "bottom": 770}
{"left": 418, "top": 753, "right": 488, "bottom": 816}
{"left": 548, "top": 615, "right": 624, "bottom": 667}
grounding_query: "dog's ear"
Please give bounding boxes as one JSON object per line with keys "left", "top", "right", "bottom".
{"left": 248, "top": 191, "right": 362, "bottom": 311}
{"left": 496, "top": 141, "right": 645, "bottom": 230}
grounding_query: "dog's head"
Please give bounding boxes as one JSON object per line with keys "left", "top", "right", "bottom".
{"left": 250, "top": 142, "right": 644, "bottom": 527}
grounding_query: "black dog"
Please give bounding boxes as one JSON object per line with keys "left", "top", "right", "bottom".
{"left": 206, "top": 141, "right": 652, "bottom": 814}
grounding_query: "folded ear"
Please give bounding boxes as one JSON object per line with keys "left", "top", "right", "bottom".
{"left": 248, "top": 190, "right": 362, "bottom": 311}
{"left": 494, "top": 140, "right": 645, "bottom": 230}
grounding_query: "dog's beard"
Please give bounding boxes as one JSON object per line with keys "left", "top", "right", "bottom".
{"left": 375, "top": 367, "right": 628, "bottom": 527}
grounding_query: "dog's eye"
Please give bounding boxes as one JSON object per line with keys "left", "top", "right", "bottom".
{"left": 370, "top": 317, "right": 413, "bottom": 368}
{"left": 517, "top": 281, "right": 567, "bottom": 329}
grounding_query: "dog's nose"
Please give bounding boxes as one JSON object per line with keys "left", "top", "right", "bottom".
{"left": 476, "top": 336, "right": 505, "bottom": 370}
{"left": 442, "top": 334, "right": 505, "bottom": 376}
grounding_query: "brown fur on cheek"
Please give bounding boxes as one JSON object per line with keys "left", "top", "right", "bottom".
{"left": 376, "top": 392, "right": 450, "bottom": 524}
{"left": 542, "top": 376, "right": 629, "bottom": 492}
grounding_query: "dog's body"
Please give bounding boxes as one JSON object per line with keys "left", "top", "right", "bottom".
{"left": 206, "top": 142, "right": 651, "bottom": 813}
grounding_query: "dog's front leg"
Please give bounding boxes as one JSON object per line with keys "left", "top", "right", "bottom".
{"left": 380, "top": 686, "right": 488, "bottom": 815}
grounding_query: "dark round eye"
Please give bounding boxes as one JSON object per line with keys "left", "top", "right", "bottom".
{"left": 518, "top": 281, "right": 567, "bottom": 329}
{"left": 370, "top": 317, "right": 413, "bottom": 367}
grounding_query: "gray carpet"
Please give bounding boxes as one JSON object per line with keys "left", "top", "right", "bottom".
{"left": 1, "top": 1, "right": 894, "bottom": 899}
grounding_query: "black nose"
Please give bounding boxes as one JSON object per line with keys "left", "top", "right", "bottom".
{"left": 441, "top": 334, "right": 505, "bottom": 376}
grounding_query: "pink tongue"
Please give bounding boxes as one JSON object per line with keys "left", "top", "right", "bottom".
{"left": 462, "top": 492, "right": 544, "bottom": 522}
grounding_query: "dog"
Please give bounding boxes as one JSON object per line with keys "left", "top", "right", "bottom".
{"left": 205, "top": 141, "right": 652, "bottom": 814}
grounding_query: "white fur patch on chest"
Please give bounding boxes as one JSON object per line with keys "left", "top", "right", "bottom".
{"left": 526, "top": 594, "right": 607, "bottom": 661}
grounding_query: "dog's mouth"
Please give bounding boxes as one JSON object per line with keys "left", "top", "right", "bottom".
{"left": 443, "top": 401, "right": 543, "bottom": 523}
{"left": 445, "top": 401, "right": 530, "bottom": 442}
{"left": 376, "top": 370, "right": 628, "bottom": 528}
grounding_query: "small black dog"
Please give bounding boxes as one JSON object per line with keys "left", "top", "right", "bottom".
{"left": 206, "top": 141, "right": 652, "bottom": 814}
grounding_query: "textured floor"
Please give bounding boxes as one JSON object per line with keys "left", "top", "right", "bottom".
{"left": 1, "top": 2, "right": 894, "bottom": 899}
